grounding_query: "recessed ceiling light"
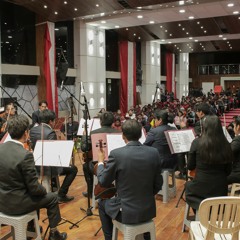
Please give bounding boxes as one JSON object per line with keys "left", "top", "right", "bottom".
{"left": 188, "top": 16, "right": 194, "bottom": 19}
{"left": 137, "top": 15, "right": 143, "bottom": 18}
{"left": 201, "top": 26, "right": 204, "bottom": 29}
{"left": 126, "top": 28, "right": 128, "bottom": 30}
{"left": 195, "top": 39, "right": 198, "bottom": 42}
{"left": 223, "top": 38, "right": 227, "bottom": 40}
{"left": 100, "top": 13, "right": 105, "bottom": 16}
{"left": 115, "top": 25, "right": 120, "bottom": 28}
{"left": 161, "top": 39, "right": 165, "bottom": 42}
{"left": 233, "top": 11, "right": 239, "bottom": 14}
{"left": 55, "top": 11, "right": 58, "bottom": 14}
{"left": 55, "top": 28, "right": 59, "bottom": 31}
{"left": 228, "top": 3, "right": 234, "bottom": 7}
{"left": 169, "top": 33, "right": 172, "bottom": 36}
{"left": 44, "top": 5, "right": 47, "bottom": 8}
{"left": 178, "top": 23, "right": 181, "bottom": 26}
{"left": 186, "top": 32, "right": 189, "bottom": 35}
{"left": 74, "top": 8, "right": 78, "bottom": 11}
{"left": 204, "top": 30, "right": 207, "bottom": 33}
{"left": 197, "top": 21, "right": 200, "bottom": 24}
{"left": 179, "top": 9, "right": 186, "bottom": 13}
{"left": 182, "top": 28, "right": 185, "bottom": 30}
{"left": 149, "top": 21, "right": 155, "bottom": 24}
{"left": 64, "top": 1, "right": 67, "bottom": 4}
{"left": 168, "top": 42, "right": 172, "bottom": 44}
{"left": 179, "top": 1, "right": 185, "bottom": 5}
{"left": 219, "top": 35, "right": 223, "bottom": 37}
{"left": 137, "top": 6, "right": 142, "bottom": 9}
{"left": 8, "top": 36, "right": 12, "bottom": 38}
{"left": 101, "top": 21, "right": 106, "bottom": 24}
{"left": 133, "top": 33, "right": 136, "bottom": 36}
{"left": 189, "top": 37, "right": 193, "bottom": 39}
{"left": 138, "top": 37, "right": 141, "bottom": 39}
{"left": 165, "top": 30, "right": 168, "bottom": 32}
{"left": 96, "top": 4, "right": 99, "bottom": 7}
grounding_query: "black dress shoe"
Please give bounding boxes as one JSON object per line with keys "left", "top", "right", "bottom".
{"left": 58, "top": 195, "right": 74, "bottom": 203}
{"left": 82, "top": 191, "right": 92, "bottom": 198}
{"left": 48, "top": 230, "right": 67, "bottom": 240}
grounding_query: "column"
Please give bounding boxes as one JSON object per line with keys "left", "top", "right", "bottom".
{"left": 176, "top": 53, "right": 189, "bottom": 99}
{"left": 141, "top": 41, "right": 161, "bottom": 105}
{"left": 74, "top": 20, "right": 106, "bottom": 118}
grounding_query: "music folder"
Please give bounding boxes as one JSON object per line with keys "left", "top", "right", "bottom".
{"left": 164, "top": 129, "right": 195, "bottom": 154}
{"left": 33, "top": 140, "right": 74, "bottom": 167}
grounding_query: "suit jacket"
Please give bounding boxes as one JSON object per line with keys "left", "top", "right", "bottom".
{"left": 30, "top": 123, "right": 60, "bottom": 175}
{"left": 31, "top": 110, "right": 40, "bottom": 127}
{"left": 0, "top": 141, "right": 46, "bottom": 214}
{"left": 144, "top": 124, "right": 177, "bottom": 169}
{"left": 97, "top": 141, "right": 163, "bottom": 224}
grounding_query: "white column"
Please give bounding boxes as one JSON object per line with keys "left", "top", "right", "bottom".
{"left": 74, "top": 20, "right": 106, "bottom": 118}
{"left": 176, "top": 53, "right": 189, "bottom": 99}
{"left": 141, "top": 41, "right": 160, "bottom": 105}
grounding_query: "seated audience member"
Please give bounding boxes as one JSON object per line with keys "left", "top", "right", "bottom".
{"left": 186, "top": 115, "right": 233, "bottom": 211}
{"left": 125, "top": 109, "right": 136, "bottom": 120}
{"left": 31, "top": 100, "right": 48, "bottom": 127}
{"left": 227, "top": 116, "right": 240, "bottom": 184}
{"left": 60, "top": 116, "right": 79, "bottom": 140}
{"left": 81, "top": 111, "right": 120, "bottom": 198}
{"left": 96, "top": 120, "right": 163, "bottom": 240}
{"left": 0, "top": 115, "right": 67, "bottom": 240}
{"left": 112, "top": 117, "right": 122, "bottom": 131}
{"left": 144, "top": 109, "right": 177, "bottom": 169}
{"left": 30, "top": 109, "right": 78, "bottom": 203}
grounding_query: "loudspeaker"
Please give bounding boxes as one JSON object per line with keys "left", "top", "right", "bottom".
{"left": 57, "top": 62, "right": 68, "bottom": 86}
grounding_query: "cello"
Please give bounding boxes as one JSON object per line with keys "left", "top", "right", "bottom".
{"left": 93, "top": 139, "right": 116, "bottom": 200}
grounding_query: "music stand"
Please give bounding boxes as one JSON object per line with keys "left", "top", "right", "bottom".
{"left": 33, "top": 140, "right": 79, "bottom": 237}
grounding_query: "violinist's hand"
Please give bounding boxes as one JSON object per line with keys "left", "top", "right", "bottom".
{"left": 97, "top": 149, "right": 105, "bottom": 163}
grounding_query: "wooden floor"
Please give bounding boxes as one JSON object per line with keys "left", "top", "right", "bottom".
{"left": 1, "top": 153, "right": 190, "bottom": 240}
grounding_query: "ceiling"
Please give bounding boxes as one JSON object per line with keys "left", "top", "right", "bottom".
{"left": 5, "top": 0, "right": 240, "bottom": 53}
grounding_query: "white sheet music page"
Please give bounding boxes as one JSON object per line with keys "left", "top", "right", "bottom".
{"left": 165, "top": 129, "right": 195, "bottom": 154}
{"left": 77, "top": 118, "right": 93, "bottom": 135}
{"left": 34, "top": 140, "right": 74, "bottom": 167}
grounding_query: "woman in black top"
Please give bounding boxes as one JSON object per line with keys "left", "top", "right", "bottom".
{"left": 186, "top": 115, "right": 233, "bottom": 210}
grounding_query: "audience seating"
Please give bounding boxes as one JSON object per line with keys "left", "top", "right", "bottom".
{"left": 182, "top": 203, "right": 198, "bottom": 232}
{"left": 112, "top": 219, "right": 156, "bottom": 240}
{"left": 230, "top": 183, "right": 240, "bottom": 196}
{"left": 189, "top": 196, "right": 240, "bottom": 240}
{"left": 0, "top": 210, "right": 41, "bottom": 240}
{"left": 158, "top": 169, "right": 176, "bottom": 203}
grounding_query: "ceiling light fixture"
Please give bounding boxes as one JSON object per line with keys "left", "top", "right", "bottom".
{"left": 179, "top": 1, "right": 185, "bottom": 5}
{"left": 137, "top": 15, "right": 143, "bottom": 18}
{"left": 55, "top": 11, "right": 58, "bottom": 14}
{"left": 101, "top": 21, "right": 106, "bottom": 24}
{"left": 179, "top": 9, "right": 186, "bottom": 13}
{"left": 44, "top": 5, "right": 47, "bottom": 8}
{"left": 96, "top": 4, "right": 99, "bottom": 7}
{"left": 115, "top": 25, "right": 120, "bottom": 28}
{"left": 149, "top": 21, "right": 155, "bottom": 24}
{"left": 74, "top": 8, "right": 78, "bottom": 11}
{"left": 64, "top": 1, "right": 67, "bottom": 4}
{"left": 188, "top": 16, "right": 194, "bottom": 19}
{"left": 233, "top": 11, "right": 239, "bottom": 14}
{"left": 227, "top": 3, "right": 234, "bottom": 7}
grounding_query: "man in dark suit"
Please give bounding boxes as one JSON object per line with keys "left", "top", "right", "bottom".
{"left": 31, "top": 100, "right": 48, "bottom": 127}
{"left": 0, "top": 115, "right": 67, "bottom": 240}
{"left": 30, "top": 109, "right": 78, "bottom": 203}
{"left": 81, "top": 111, "right": 120, "bottom": 198}
{"left": 96, "top": 120, "right": 163, "bottom": 240}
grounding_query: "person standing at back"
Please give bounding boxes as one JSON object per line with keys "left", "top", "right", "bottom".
{"left": 31, "top": 100, "right": 48, "bottom": 128}
{"left": 96, "top": 120, "right": 163, "bottom": 240}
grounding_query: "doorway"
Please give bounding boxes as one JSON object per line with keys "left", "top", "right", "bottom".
{"left": 106, "top": 78, "right": 120, "bottom": 112}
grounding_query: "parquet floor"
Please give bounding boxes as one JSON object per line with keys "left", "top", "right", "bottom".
{"left": 1, "top": 153, "right": 190, "bottom": 240}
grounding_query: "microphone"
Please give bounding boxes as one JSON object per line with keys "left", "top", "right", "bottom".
{"left": 60, "top": 80, "right": 64, "bottom": 91}
{"left": 80, "top": 82, "right": 85, "bottom": 96}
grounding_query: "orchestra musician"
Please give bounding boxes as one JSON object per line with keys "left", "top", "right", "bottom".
{"left": 30, "top": 109, "right": 78, "bottom": 203}
{"left": 185, "top": 115, "right": 233, "bottom": 211}
{"left": 60, "top": 116, "right": 79, "bottom": 140}
{"left": 30, "top": 100, "right": 48, "bottom": 128}
{"left": 0, "top": 115, "right": 67, "bottom": 240}
{"left": 81, "top": 111, "right": 120, "bottom": 198}
{"left": 0, "top": 102, "right": 17, "bottom": 140}
{"left": 96, "top": 119, "right": 163, "bottom": 240}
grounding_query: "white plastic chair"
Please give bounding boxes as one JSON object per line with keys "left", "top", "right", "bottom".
{"left": 112, "top": 219, "right": 156, "bottom": 240}
{"left": 230, "top": 183, "right": 240, "bottom": 197}
{"left": 0, "top": 210, "right": 41, "bottom": 240}
{"left": 189, "top": 196, "right": 240, "bottom": 240}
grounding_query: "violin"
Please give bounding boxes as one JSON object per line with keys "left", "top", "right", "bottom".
{"left": 93, "top": 139, "right": 116, "bottom": 200}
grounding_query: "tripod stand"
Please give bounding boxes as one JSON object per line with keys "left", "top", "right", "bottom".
{"left": 62, "top": 83, "right": 99, "bottom": 229}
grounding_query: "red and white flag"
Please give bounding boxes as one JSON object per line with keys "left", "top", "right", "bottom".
{"left": 44, "top": 22, "right": 58, "bottom": 115}
{"left": 166, "top": 52, "right": 176, "bottom": 96}
{"left": 119, "top": 41, "right": 136, "bottom": 115}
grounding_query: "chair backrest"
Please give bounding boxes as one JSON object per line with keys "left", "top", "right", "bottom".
{"left": 230, "top": 183, "right": 240, "bottom": 197}
{"left": 198, "top": 196, "right": 240, "bottom": 240}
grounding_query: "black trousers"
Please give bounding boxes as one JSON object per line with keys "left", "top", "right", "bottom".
{"left": 83, "top": 160, "right": 94, "bottom": 194}
{"left": 58, "top": 165, "right": 78, "bottom": 197}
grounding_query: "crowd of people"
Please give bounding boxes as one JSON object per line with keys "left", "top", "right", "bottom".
{"left": 0, "top": 87, "right": 239, "bottom": 239}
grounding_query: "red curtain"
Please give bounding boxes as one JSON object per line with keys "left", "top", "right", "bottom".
{"left": 119, "top": 42, "right": 128, "bottom": 115}
{"left": 133, "top": 43, "right": 137, "bottom": 106}
{"left": 166, "top": 52, "right": 173, "bottom": 93}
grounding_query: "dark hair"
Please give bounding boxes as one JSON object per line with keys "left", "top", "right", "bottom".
{"left": 100, "top": 111, "right": 114, "bottom": 126}
{"left": 234, "top": 116, "right": 240, "bottom": 126}
{"left": 39, "top": 100, "right": 48, "bottom": 107}
{"left": 39, "top": 109, "right": 56, "bottom": 124}
{"left": 196, "top": 103, "right": 210, "bottom": 115}
{"left": 122, "top": 119, "right": 142, "bottom": 141}
{"left": 199, "top": 115, "right": 233, "bottom": 164}
{"left": 8, "top": 115, "right": 29, "bottom": 139}
{"left": 154, "top": 109, "right": 171, "bottom": 125}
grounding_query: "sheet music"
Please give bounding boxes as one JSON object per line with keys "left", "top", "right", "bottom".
{"left": 91, "top": 118, "right": 101, "bottom": 131}
{"left": 165, "top": 129, "right": 195, "bottom": 154}
{"left": 222, "top": 126, "right": 232, "bottom": 143}
{"left": 77, "top": 118, "right": 93, "bottom": 135}
{"left": 107, "top": 134, "right": 126, "bottom": 155}
{"left": 33, "top": 140, "right": 74, "bottom": 167}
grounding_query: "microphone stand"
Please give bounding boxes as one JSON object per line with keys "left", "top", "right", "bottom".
{"left": 152, "top": 83, "right": 160, "bottom": 106}
{"left": 0, "top": 85, "right": 32, "bottom": 119}
{"left": 61, "top": 85, "right": 98, "bottom": 229}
